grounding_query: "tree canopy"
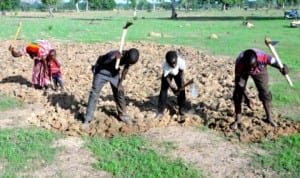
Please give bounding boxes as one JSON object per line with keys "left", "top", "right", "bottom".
{"left": 89, "top": 0, "right": 116, "bottom": 10}
{"left": 0, "top": 0, "right": 20, "bottom": 11}
{"left": 41, "top": 0, "right": 60, "bottom": 6}
{"left": 2, "top": 0, "right": 300, "bottom": 12}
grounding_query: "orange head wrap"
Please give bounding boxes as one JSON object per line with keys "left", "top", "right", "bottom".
{"left": 26, "top": 42, "right": 39, "bottom": 55}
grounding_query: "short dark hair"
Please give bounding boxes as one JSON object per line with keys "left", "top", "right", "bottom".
{"left": 49, "top": 49, "right": 56, "bottom": 54}
{"left": 123, "top": 48, "right": 139, "bottom": 65}
{"left": 166, "top": 51, "right": 178, "bottom": 66}
{"left": 243, "top": 49, "right": 257, "bottom": 67}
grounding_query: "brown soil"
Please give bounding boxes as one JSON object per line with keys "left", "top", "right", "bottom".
{"left": 143, "top": 126, "right": 275, "bottom": 178}
{"left": 0, "top": 40, "right": 299, "bottom": 142}
{"left": 23, "top": 137, "right": 112, "bottom": 178}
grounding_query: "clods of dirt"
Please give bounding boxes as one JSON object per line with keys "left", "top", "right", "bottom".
{"left": 0, "top": 40, "right": 299, "bottom": 142}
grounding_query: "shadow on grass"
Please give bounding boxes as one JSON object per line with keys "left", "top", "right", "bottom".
{"left": 70, "top": 18, "right": 113, "bottom": 21}
{"left": 154, "top": 16, "right": 285, "bottom": 21}
{"left": 10, "top": 16, "right": 46, "bottom": 19}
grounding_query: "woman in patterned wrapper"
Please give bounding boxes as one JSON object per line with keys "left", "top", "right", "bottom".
{"left": 9, "top": 40, "right": 52, "bottom": 92}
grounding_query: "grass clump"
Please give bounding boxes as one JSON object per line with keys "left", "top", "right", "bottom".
{"left": 253, "top": 134, "right": 300, "bottom": 177}
{"left": 0, "top": 94, "right": 21, "bottom": 111}
{"left": 87, "top": 135, "right": 202, "bottom": 178}
{"left": 0, "top": 128, "right": 60, "bottom": 177}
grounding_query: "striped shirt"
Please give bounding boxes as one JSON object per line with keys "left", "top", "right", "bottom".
{"left": 235, "top": 48, "right": 277, "bottom": 75}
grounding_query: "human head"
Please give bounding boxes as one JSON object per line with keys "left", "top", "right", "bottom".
{"left": 48, "top": 49, "right": 56, "bottom": 59}
{"left": 121, "top": 48, "right": 139, "bottom": 65}
{"left": 166, "top": 51, "right": 178, "bottom": 68}
{"left": 26, "top": 42, "right": 39, "bottom": 59}
{"left": 243, "top": 49, "right": 257, "bottom": 71}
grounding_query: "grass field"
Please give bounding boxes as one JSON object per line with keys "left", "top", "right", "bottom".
{"left": 253, "top": 134, "right": 300, "bottom": 177}
{"left": 0, "top": 94, "right": 21, "bottom": 111}
{"left": 0, "top": 128, "right": 59, "bottom": 177}
{"left": 87, "top": 135, "right": 202, "bottom": 177}
{"left": 0, "top": 9, "right": 299, "bottom": 176}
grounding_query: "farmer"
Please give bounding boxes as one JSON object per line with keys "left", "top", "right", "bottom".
{"left": 230, "top": 48, "right": 289, "bottom": 129}
{"left": 46, "top": 49, "right": 64, "bottom": 92}
{"left": 156, "top": 50, "right": 186, "bottom": 119}
{"left": 9, "top": 40, "right": 52, "bottom": 92}
{"left": 83, "top": 48, "right": 140, "bottom": 126}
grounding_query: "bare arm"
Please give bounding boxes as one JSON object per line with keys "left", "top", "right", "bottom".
{"left": 164, "top": 74, "right": 178, "bottom": 95}
{"left": 179, "top": 70, "right": 184, "bottom": 86}
{"left": 54, "top": 58, "right": 61, "bottom": 67}
{"left": 269, "top": 57, "right": 289, "bottom": 75}
{"left": 120, "top": 64, "right": 129, "bottom": 83}
{"left": 117, "top": 64, "right": 130, "bottom": 91}
{"left": 9, "top": 46, "right": 23, "bottom": 57}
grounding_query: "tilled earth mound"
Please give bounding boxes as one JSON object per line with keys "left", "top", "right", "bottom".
{"left": 0, "top": 40, "right": 299, "bottom": 142}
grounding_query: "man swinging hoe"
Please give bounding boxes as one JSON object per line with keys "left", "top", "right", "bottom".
{"left": 230, "top": 37, "right": 292, "bottom": 129}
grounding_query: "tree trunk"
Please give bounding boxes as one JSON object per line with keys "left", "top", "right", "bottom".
{"left": 75, "top": 2, "right": 80, "bottom": 12}
{"left": 133, "top": 7, "right": 137, "bottom": 19}
{"left": 171, "top": 3, "right": 177, "bottom": 19}
{"left": 86, "top": 0, "right": 89, "bottom": 11}
{"left": 153, "top": 0, "right": 156, "bottom": 12}
{"left": 48, "top": 5, "right": 54, "bottom": 17}
{"left": 221, "top": 4, "right": 226, "bottom": 11}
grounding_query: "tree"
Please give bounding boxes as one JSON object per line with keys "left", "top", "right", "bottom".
{"left": 41, "top": 0, "right": 60, "bottom": 16}
{"left": 89, "top": 0, "right": 116, "bottom": 10}
{"left": 181, "top": 0, "right": 197, "bottom": 10}
{"left": 220, "top": 0, "right": 236, "bottom": 10}
{"left": 277, "top": 0, "right": 286, "bottom": 8}
{"left": 137, "top": 0, "right": 147, "bottom": 10}
{"left": 171, "top": 0, "right": 177, "bottom": 19}
{"left": 86, "top": 0, "right": 89, "bottom": 11}
{"left": 0, "top": 0, "right": 20, "bottom": 15}
{"left": 72, "top": 0, "right": 80, "bottom": 12}
{"left": 130, "top": 0, "right": 137, "bottom": 9}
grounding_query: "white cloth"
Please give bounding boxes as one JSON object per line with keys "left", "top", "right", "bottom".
{"left": 270, "top": 57, "right": 277, "bottom": 65}
{"left": 162, "top": 56, "right": 185, "bottom": 77}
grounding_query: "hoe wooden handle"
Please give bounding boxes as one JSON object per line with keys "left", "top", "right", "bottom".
{"left": 115, "top": 22, "right": 133, "bottom": 69}
{"left": 11, "top": 22, "right": 22, "bottom": 49}
{"left": 265, "top": 37, "right": 293, "bottom": 87}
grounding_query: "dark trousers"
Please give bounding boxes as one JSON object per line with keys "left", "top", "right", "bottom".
{"left": 233, "top": 68, "right": 272, "bottom": 115}
{"left": 158, "top": 74, "right": 186, "bottom": 113}
{"left": 84, "top": 72, "right": 126, "bottom": 123}
{"left": 52, "top": 73, "right": 63, "bottom": 89}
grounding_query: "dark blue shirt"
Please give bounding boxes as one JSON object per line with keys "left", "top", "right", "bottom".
{"left": 95, "top": 50, "right": 122, "bottom": 76}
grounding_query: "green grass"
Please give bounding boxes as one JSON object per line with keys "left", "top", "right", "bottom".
{"left": 0, "top": 128, "right": 60, "bottom": 177}
{"left": 0, "top": 94, "right": 21, "bottom": 111}
{"left": 86, "top": 135, "right": 202, "bottom": 178}
{"left": 253, "top": 134, "right": 300, "bottom": 177}
{"left": 271, "top": 82, "right": 300, "bottom": 107}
